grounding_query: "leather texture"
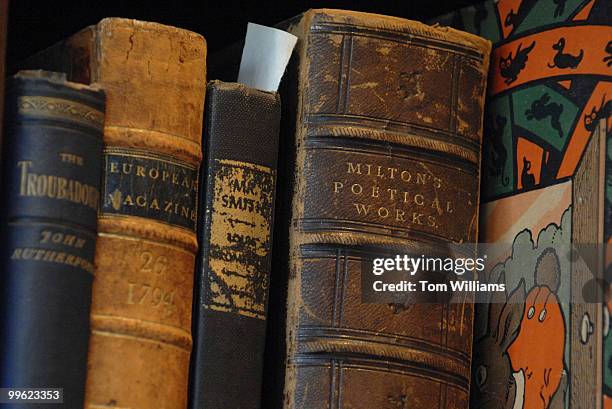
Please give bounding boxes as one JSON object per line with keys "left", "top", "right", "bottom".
{"left": 190, "top": 81, "right": 281, "bottom": 409}
{"left": 266, "top": 9, "right": 491, "bottom": 409}
{"left": 22, "top": 19, "right": 206, "bottom": 409}
{"left": 0, "top": 71, "right": 105, "bottom": 409}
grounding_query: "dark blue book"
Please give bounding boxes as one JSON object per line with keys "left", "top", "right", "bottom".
{"left": 0, "top": 70, "right": 105, "bottom": 408}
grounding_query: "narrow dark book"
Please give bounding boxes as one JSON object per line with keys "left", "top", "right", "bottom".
{"left": 0, "top": 70, "right": 105, "bottom": 408}
{"left": 263, "top": 9, "right": 491, "bottom": 409}
{"left": 190, "top": 80, "right": 281, "bottom": 409}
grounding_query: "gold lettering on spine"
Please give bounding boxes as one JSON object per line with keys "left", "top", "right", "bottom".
{"left": 59, "top": 153, "right": 84, "bottom": 166}
{"left": 102, "top": 149, "right": 199, "bottom": 228}
{"left": 206, "top": 159, "right": 275, "bottom": 320}
{"left": 332, "top": 160, "right": 463, "bottom": 231}
{"left": 17, "top": 160, "right": 100, "bottom": 210}
{"left": 18, "top": 161, "right": 30, "bottom": 196}
{"left": 10, "top": 247, "right": 94, "bottom": 273}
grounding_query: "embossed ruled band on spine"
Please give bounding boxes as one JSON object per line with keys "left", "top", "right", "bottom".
{"left": 306, "top": 118, "right": 481, "bottom": 164}
{"left": 18, "top": 96, "right": 104, "bottom": 128}
{"left": 91, "top": 315, "right": 193, "bottom": 351}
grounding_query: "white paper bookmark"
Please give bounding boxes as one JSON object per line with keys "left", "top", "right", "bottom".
{"left": 237, "top": 23, "right": 298, "bottom": 93}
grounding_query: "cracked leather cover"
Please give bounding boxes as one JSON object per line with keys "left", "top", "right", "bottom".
{"left": 267, "top": 9, "right": 491, "bottom": 409}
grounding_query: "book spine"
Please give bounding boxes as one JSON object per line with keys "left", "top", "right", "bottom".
{"left": 0, "top": 0, "right": 8, "bottom": 157}
{"left": 275, "top": 10, "right": 491, "bottom": 409}
{"left": 0, "top": 71, "right": 105, "bottom": 408}
{"left": 190, "top": 81, "right": 280, "bottom": 409}
{"left": 22, "top": 19, "right": 207, "bottom": 409}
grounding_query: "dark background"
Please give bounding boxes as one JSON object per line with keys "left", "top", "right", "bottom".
{"left": 7, "top": 0, "right": 481, "bottom": 67}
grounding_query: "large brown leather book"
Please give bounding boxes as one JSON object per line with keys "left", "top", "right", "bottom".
{"left": 22, "top": 19, "right": 207, "bottom": 409}
{"left": 266, "top": 9, "right": 491, "bottom": 408}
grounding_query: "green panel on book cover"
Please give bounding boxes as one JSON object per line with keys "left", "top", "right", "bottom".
{"left": 513, "top": 0, "right": 586, "bottom": 35}
{"left": 512, "top": 84, "right": 579, "bottom": 150}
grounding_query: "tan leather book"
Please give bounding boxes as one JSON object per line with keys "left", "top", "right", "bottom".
{"left": 22, "top": 19, "right": 206, "bottom": 409}
{"left": 266, "top": 9, "right": 491, "bottom": 408}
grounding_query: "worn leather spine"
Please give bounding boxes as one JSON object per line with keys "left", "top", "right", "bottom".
{"left": 22, "top": 19, "right": 206, "bottom": 409}
{"left": 190, "top": 81, "right": 280, "bottom": 409}
{"left": 0, "top": 71, "right": 104, "bottom": 408}
{"left": 270, "top": 9, "right": 491, "bottom": 409}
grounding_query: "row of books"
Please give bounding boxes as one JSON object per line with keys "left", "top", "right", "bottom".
{"left": 0, "top": 2, "right": 610, "bottom": 409}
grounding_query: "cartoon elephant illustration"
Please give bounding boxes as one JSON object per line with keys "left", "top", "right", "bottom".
{"left": 471, "top": 273, "right": 526, "bottom": 409}
{"left": 472, "top": 248, "right": 568, "bottom": 409}
{"left": 508, "top": 248, "right": 567, "bottom": 409}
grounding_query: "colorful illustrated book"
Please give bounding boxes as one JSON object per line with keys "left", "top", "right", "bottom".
{"left": 433, "top": 1, "right": 611, "bottom": 408}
